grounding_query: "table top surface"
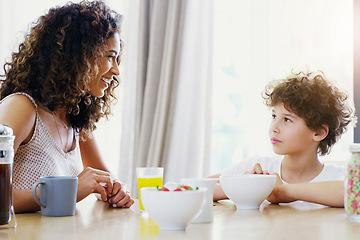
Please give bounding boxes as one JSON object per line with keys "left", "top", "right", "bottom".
{"left": 1, "top": 196, "right": 360, "bottom": 240}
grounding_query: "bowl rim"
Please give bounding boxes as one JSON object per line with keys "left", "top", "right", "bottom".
{"left": 180, "top": 177, "right": 219, "bottom": 182}
{"left": 140, "top": 187, "right": 207, "bottom": 193}
{"left": 220, "top": 174, "right": 276, "bottom": 179}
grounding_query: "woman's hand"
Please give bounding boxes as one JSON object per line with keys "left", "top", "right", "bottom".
{"left": 107, "top": 180, "right": 134, "bottom": 208}
{"left": 77, "top": 167, "right": 113, "bottom": 202}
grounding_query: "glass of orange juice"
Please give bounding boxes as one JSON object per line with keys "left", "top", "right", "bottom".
{"left": 137, "top": 167, "right": 164, "bottom": 212}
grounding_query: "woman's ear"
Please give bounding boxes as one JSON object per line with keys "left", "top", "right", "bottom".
{"left": 313, "top": 125, "right": 329, "bottom": 142}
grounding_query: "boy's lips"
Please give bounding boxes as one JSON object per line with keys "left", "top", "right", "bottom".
{"left": 271, "top": 138, "right": 281, "bottom": 144}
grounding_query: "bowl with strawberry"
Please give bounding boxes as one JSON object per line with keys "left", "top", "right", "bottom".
{"left": 140, "top": 183, "right": 206, "bottom": 231}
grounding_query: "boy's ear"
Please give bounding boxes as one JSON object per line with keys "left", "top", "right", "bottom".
{"left": 313, "top": 125, "right": 329, "bottom": 142}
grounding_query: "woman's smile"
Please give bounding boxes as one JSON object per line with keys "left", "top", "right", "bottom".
{"left": 101, "top": 77, "right": 112, "bottom": 87}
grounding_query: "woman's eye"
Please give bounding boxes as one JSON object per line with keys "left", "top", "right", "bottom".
{"left": 107, "top": 56, "right": 115, "bottom": 61}
{"left": 271, "top": 114, "right": 276, "bottom": 119}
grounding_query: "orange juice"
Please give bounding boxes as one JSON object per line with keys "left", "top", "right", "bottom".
{"left": 139, "top": 213, "right": 159, "bottom": 237}
{"left": 138, "top": 177, "right": 163, "bottom": 211}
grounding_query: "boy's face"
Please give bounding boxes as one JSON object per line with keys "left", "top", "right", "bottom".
{"left": 269, "top": 103, "right": 319, "bottom": 156}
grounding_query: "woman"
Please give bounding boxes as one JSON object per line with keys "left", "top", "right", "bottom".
{"left": 0, "top": 1, "right": 134, "bottom": 212}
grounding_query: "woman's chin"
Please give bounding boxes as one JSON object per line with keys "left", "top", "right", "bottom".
{"left": 85, "top": 90, "right": 105, "bottom": 98}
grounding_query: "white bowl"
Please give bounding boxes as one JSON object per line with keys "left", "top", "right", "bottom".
{"left": 140, "top": 187, "right": 206, "bottom": 230}
{"left": 220, "top": 174, "right": 276, "bottom": 209}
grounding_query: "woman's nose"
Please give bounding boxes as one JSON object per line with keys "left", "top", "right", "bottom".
{"left": 111, "top": 62, "right": 120, "bottom": 76}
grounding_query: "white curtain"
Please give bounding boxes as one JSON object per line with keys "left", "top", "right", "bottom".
{"left": 119, "top": 0, "right": 213, "bottom": 195}
{"left": 0, "top": 1, "right": 59, "bottom": 75}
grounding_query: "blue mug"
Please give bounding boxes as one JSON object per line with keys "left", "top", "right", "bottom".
{"left": 32, "top": 176, "right": 78, "bottom": 216}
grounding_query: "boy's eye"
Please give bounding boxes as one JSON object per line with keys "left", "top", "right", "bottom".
{"left": 271, "top": 114, "right": 277, "bottom": 119}
{"left": 285, "top": 117, "right": 292, "bottom": 122}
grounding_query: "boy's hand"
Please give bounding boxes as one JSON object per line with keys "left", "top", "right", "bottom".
{"left": 266, "top": 173, "right": 294, "bottom": 204}
{"left": 244, "top": 163, "right": 269, "bottom": 175}
{"left": 244, "top": 164, "right": 293, "bottom": 204}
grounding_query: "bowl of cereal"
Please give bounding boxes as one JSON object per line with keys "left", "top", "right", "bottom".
{"left": 140, "top": 184, "right": 206, "bottom": 230}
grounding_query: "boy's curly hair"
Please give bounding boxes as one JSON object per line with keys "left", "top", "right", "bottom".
{"left": 0, "top": 1, "right": 123, "bottom": 134}
{"left": 263, "top": 71, "right": 356, "bottom": 156}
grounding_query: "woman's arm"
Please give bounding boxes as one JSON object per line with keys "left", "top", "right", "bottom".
{"left": 0, "top": 95, "right": 38, "bottom": 213}
{"left": 13, "top": 189, "right": 40, "bottom": 213}
{"left": 79, "top": 132, "right": 109, "bottom": 172}
{"left": 79, "top": 133, "right": 134, "bottom": 208}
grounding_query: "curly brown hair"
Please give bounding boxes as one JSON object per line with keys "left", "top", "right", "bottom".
{"left": 0, "top": 0, "right": 123, "bottom": 134}
{"left": 263, "top": 71, "right": 356, "bottom": 156}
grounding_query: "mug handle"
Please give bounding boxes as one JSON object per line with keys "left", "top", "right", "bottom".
{"left": 32, "top": 181, "right": 46, "bottom": 208}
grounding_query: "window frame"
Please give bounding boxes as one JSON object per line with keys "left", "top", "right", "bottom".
{"left": 354, "top": 0, "right": 360, "bottom": 143}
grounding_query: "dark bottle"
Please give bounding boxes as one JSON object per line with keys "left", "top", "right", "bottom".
{"left": 0, "top": 125, "right": 15, "bottom": 225}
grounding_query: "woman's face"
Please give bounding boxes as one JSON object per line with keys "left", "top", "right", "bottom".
{"left": 87, "top": 34, "right": 121, "bottom": 98}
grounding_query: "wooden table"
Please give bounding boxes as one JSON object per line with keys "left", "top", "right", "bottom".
{"left": 1, "top": 195, "right": 360, "bottom": 240}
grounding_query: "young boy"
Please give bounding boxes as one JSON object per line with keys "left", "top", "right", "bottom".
{"left": 211, "top": 71, "right": 356, "bottom": 207}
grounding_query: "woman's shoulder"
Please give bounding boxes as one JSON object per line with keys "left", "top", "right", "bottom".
{"left": 0, "top": 93, "right": 37, "bottom": 144}
{"left": 0, "top": 93, "right": 37, "bottom": 109}
{"left": 0, "top": 94, "right": 37, "bottom": 118}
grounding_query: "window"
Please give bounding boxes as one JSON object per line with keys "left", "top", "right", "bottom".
{"left": 211, "top": 0, "right": 354, "bottom": 174}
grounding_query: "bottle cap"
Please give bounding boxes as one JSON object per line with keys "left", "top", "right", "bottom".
{"left": 349, "top": 143, "right": 360, "bottom": 152}
{"left": 0, "top": 124, "right": 15, "bottom": 162}
{"left": 0, "top": 124, "right": 13, "bottom": 136}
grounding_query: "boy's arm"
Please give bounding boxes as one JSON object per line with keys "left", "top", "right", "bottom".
{"left": 213, "top": 183, "right": 228, "bottom": 201}
{"left": 208, "top": 173, "right": 229, "bottom": 201}
{"left": 268, "top": 176, "right": 344, "bottom": 207}
{"left": 209, "top": 171, "right": 344, "bottom": 206}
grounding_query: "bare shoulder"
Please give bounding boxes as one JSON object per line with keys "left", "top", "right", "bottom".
{"left": 0, "top": 94, "right": 36, "bottom": 116}
{"left": 0, "top": 94, "right": 37, "bottom": 147}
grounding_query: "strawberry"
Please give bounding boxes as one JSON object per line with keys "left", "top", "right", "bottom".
{"left": 159, "top": 187, "right": 169, "bottom": 191}
{"left": 156, "top": 186, "right": 170, "bottom": 191}
{"left": 182, "top": 185, "right": 193, "bottom": 190}
{"left": 174, "top": 188, "right": 182, "bottom": 191}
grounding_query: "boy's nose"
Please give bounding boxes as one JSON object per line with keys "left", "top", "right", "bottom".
{"left": 271, "top": 121, "right": 280, "bottom": 133}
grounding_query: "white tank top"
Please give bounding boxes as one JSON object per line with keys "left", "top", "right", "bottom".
{"left": 0, "top": 92, "right": 83, "bottom": 189}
